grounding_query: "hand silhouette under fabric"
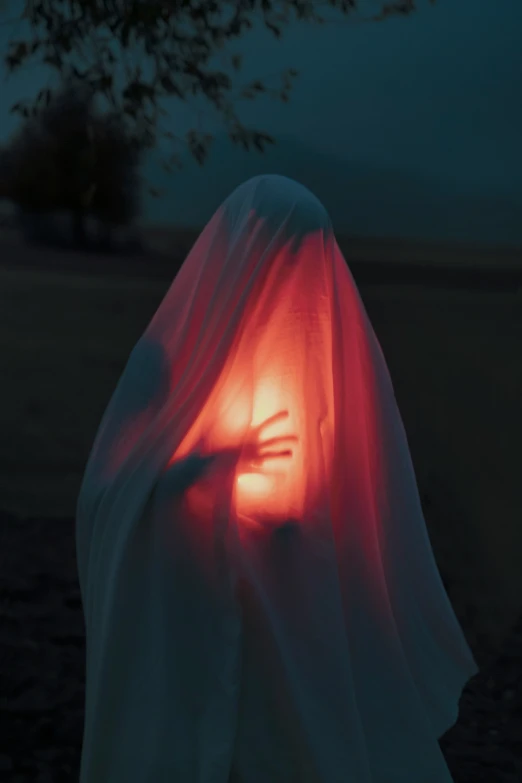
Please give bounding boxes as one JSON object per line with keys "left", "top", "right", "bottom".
{"left": 163, "top": 410, "right": 298, "bottom": 495}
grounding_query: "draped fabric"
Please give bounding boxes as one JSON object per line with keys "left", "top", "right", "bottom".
{"left": 76, "top": 174, "right": 477, "bottom": 783}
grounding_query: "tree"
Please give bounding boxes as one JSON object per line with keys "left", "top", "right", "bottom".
{"left": 5, "top": 1, "right": 432, "bottom": 182}
{"left": 1, "top": 118, "right": 61, "bottom": 213}
{"left": 3, "top": 81, "right": 140, "bottom": 246}
{"left": 87, "top": 113, "right": 141, "bottom": 233}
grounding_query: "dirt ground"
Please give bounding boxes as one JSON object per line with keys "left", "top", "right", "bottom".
{"left": 0, "top": 238, "right": 521, "bottom": 780}
{"left": 0, "top": 510, "right": 521, "bottom": 782}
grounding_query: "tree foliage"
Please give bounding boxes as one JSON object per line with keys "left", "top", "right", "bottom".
{"left": 5, "top": 1, "right": 431, "bottom": 172}
{"left": 2, "top": 81, "right": 140, "bottom": 241}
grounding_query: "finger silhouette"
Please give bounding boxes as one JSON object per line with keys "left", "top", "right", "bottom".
{"left": 256, "top": 410, "right": 289, "bottom": 433}
{"left": 257, "top": 449, "right": 293, "bottom": 461}
{"left": 259, "top": 434, "right": 298, "bottom": 450}
{"left": 244, "top": 466, "right": 287, "bottom": 477}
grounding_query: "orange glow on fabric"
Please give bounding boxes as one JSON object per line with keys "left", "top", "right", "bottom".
{"left": 236, "top": 376, "right": 295, "bottom": 504}
{"left": 171, "top": 231, "right": 334, "bottom": 524}
{"left": 217, "top": 337, "right": 311, "bottom": 519}
{"left": 209, "top": 374, "right": 298, "bottom": 517}
{"left": 77, "top": 178, "right": 479, "bottom": 783}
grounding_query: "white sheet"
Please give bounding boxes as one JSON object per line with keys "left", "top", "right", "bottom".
{"left": 76, "top": 174, "right": 477, "bottom": 782}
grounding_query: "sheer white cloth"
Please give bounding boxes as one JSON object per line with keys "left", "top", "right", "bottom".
{"left": 76, "top": 174, "right": 477, "bottom": 783}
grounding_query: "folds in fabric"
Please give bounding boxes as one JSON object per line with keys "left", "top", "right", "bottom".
{"left": 76, "top": 174, "right": 477, "bottom": 783}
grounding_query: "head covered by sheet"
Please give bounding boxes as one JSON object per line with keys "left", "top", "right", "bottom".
{"left": 76, "top": 175, "right": 477, "bottom": 783}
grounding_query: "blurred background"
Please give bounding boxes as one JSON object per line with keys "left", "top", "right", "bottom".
{"left": 1, "top": 2, "right": 522, "bottom": 779}
{"left": 1, "top": 0, "right": 522, "bottom": 245}
{"left": 0, "top": 0, "right": 521, "bottom": 677}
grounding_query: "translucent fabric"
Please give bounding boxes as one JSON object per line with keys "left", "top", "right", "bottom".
{"left": 76, "top": 174, "right": 477, "bottom": 783}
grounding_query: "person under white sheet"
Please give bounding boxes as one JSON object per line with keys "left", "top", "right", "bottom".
{"left": 76, "top": 174, "right": 478, "bottom": 783}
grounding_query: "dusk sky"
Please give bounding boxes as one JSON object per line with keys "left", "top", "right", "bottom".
{"left": 1, "top": 0, "right": 521, "bottom": 241}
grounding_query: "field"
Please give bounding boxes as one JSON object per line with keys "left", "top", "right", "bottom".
{"left": 1, "top": 234, "right": 522, "bottom": 779}
{"left": 1, "top": 232, "right": 521, "bottom": 653}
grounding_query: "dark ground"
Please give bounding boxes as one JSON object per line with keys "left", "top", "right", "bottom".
{"left": 1, "top": 230, "right": 521, "bottom": 781}
{"left": 0, "top": 510, "right": 521, "bottom": 783}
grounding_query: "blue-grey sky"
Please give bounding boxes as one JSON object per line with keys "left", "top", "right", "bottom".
{"left": 1, "top": 0, "right": 521, "bottom": 242}
{"left": 227, "top": 0, "right": 522, "bottom": 195}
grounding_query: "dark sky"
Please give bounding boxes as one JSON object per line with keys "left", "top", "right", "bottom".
{"left": 227, "top": 0, "right": 522, "bottom": 196}
{"left": 1, "top": 0, "right": 521, "bottom": 240}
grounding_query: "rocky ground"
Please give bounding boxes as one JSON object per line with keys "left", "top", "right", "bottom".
{"left": 0, "top": 510, "right": 521, "bottom": 783}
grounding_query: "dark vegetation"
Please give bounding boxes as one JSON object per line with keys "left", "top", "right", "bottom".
{"left": 0, "top": 83, "right": 141, "bottom": 251}
{"left": 5, "top": 1, "right": 428, "bottom": 171}
{"left": 1, "top": 1, "right": 433, "bottom": 254}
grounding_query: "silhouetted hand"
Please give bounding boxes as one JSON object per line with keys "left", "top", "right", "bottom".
{"left": 163, "top": 410, "right": 298, "bottom": 495}
{"left": 162, "top": 451, "right": 217, "bottom": 495}
{"left": 216, "top": 410, "right": 298, "bottom": 474}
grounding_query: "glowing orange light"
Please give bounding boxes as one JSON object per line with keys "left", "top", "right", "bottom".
{"left": 237, "top": 472, "right": 273, "bottom": 496}
{"left": 228, "top": 371, "right": 300, "bottom": 518}
{"left": 173, "top": 231, "right": 334, "bottom": 524}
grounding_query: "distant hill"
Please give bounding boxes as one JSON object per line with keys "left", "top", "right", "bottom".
{"left": 142, "top": 135, "right": 522, "bottom": 246}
